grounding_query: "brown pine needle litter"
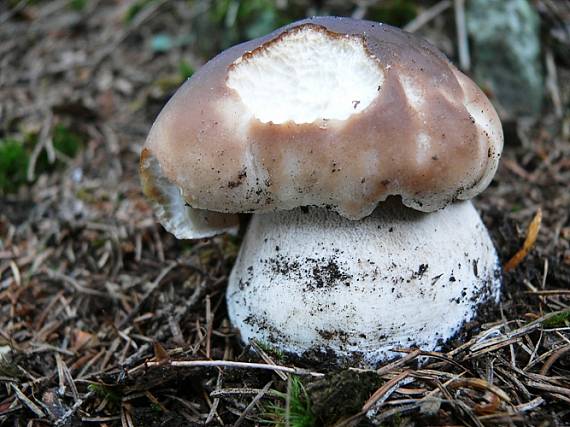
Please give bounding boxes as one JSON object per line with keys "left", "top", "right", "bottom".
{"left": 504, "top": 208, "right": 543, "bottom": 272}
{"left": 1, "top": 1, "right": 569, "bottom": 425}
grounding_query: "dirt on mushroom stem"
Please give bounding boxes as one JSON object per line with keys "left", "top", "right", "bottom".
{"left": 226, "top": 202, "right": 502, "bottom": 367}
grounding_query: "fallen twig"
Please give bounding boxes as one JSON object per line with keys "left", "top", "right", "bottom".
{"left": 137, "top": 359, "right": 324, "bottom": 377}
{"left": 404, "top": 1, "right": 452, "bottom": 33}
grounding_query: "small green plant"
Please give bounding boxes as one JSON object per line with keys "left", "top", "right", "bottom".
{"left": 0, "top": 139, "right": 29, "bottom": 193}
{"left": 69, "top": 0, "right": 88, "bottom": 11}
{"left": 263, "top": 376, "right": 316, "bottom": 427}
{"left": 209, "top": 0, "right": 287, "bottom": 49}
{"left": 150, "top": 402, "right": 163, "bottom": 413}
{"left": 255, "top": 339, "right": 285, "bottom": 362}
{"left": 178, "top": 60, "right": 195, "bottom": 80}
{"left": 124, "top": 0, "right": 157, "bottom": 23}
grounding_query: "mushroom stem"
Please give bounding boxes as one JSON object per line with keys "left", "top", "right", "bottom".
{"left": 226, "top": 200, "right": 501, "bottom": 367}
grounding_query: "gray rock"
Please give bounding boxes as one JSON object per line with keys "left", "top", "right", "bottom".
{"left": 467, "top": 0, "right": 544, "bottom": 119}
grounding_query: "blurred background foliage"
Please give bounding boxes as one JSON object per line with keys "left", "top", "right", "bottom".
{"left": 136, "top": 0, "right": 422, "bottom": 54}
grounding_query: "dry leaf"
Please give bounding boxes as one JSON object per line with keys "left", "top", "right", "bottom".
{"left": 504, "top": 208, "right": 542, "bottom": 272}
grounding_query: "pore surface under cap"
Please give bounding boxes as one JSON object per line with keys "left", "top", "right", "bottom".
{"left": 141, "top": 17, "right": 503, "bottom": 238}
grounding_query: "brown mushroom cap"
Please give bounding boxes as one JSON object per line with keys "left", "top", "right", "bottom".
{"left": 141, "top": 17, "right": 503, "bottom": 237}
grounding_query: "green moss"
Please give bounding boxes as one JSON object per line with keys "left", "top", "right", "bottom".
{"left": 0, "top": 124, "right": 83, "bottom": 193}
{"left": 309, "top": 370, "right": 382, "bottom": 425}
{"left": 0, "top": 139, "right": 29, "bottom": 193}
{"left": 36, "top": 124, "right": 84, "bottom": 173}
{"left": 53, "top": 124, "right": 83, "bottom": 158}
{"left": 543, "top": 310, "right": 570, "bottom": 328}
{"left": 88, "top": 383, "right": 122, "bottom": 402}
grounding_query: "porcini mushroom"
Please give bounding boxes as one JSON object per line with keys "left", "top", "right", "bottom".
{"left": 140, "top": 17, "right": 503, "bottom": 366}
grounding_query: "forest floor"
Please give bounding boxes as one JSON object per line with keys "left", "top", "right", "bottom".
{"left": 1, "top": 1, "right": 569, "bottom": 426}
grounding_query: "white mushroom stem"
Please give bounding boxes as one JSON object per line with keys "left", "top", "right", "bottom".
{"left": 226, "top": 200, "right": 501, "bottom": 367}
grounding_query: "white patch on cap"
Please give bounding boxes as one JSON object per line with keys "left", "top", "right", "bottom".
{"left": 227, "top": 27, "right": 384, "bottom": 124}
{"left": 450, "top": 68, "right": 504, "bottom": 202}
{"left": 465, "top": 103, "right": 496, "bottom": 144}
{"left": 416, "top": 132, "right": 431, "bottom": 164}
{"left": 400, "top": 75, "right": 424, "bottom": 110}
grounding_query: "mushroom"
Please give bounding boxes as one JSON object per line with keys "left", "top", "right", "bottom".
{"left": 140, "top": 17, "right": 503, "bottom": 366}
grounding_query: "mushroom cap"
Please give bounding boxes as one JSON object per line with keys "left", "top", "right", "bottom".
{"left": 141, "top": 17, "right": 503, "bottom": 238}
